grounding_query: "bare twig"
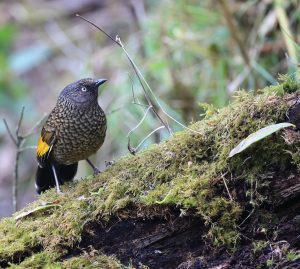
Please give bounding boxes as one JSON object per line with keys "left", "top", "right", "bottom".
{"left": 221, "top": 172, "right": 233, "bottom": 201}
{"left": 127, "top": 106, "right": 152, "bottom": 138}
{"left": 76, "top": 14, "right": 122, "bottom": 47}
{"left": 16, "top": 106, "right": 25, "bottom": 138}
{"left": 238, "top": 208, "right": 255, "bottom": 227}
{"left": 3, "top": 119, "right": 17, "bottom": 145}
{"left": 3, "top": 108, "right": 46, "bottom": 212}
{"left": 23, "top": 113, "right": 47, "bottom": 138}
{"left": 13, "top": 149, "right": 20, "bottom": 212}
{"left": 128, "top": 126, "right": 165, "bottom": 155}
{"left": 127, "top": 137, "right": 136, "bottom": 155}
{"left": 136, "top": 126, "right": 165, "bottom": 150}
{"left": 128, "top": 73, "right": 149, "bottom": 108}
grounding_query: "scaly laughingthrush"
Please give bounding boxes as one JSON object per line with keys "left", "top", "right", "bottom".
{"left": 35, "top": 78, "right": 107, "bottom": 194}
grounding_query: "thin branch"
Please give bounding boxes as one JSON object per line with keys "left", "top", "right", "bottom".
{"left": 3, "top": 119, "right": 17, "bottom": 145}
{"left": 128, "top": 126, "right": 165, "bottom": 155}
{"left": 221, "top": 173, "right": 233, "bottom": 201}
{"left": 23, "top": 113, "right": 47, "bottom": 138}
{"left": 132, "top": 101, "right": 149, "bottom": 108}
{"left": 76, "top": 14, "right": 122, "bottom": 48}
{"left": 165, "top": 118, "right": 173, "bottom": 136}
{"left": 16, "top": 106, "right": 25, "bottom": 139}
{"left": 3, "top": 108, "right": 46, "bottom": 212}
{"left": 127, "top": 137, "right": 136, "bottom": 155}
{"left": 128, "top": 72, "right": 150, "bottom": 110}
{"left": 238, "top": 208, "right": 255, "bottom": 227}
{"left": 128, "top": 73, "right": 138, "bottom": 104}
{"left": 127, "top": 106, "right": 152, "bottom": 137}
{"left": 13, "top": 150, "right": 20, "bottom": 212}
{"left": 135, "top": 126, "right": 165, "bottom": 151}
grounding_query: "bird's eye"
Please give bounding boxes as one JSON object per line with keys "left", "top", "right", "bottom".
{"left": 81, "top": 87, "right": 87, "bottom": 92}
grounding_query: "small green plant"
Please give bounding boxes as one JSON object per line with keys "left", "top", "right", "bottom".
{"left": 286, "top": 250, "right": 300, "bottom": 261}
{"left": 253, "top": 240, "right": 269, "bottom": 254}
{"left": 266, "top": 259, "right": 273, "bottom": 268}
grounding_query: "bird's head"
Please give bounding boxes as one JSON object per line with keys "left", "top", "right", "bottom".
{"left": 59, "top": 78, "right": 107, "bottom": 105}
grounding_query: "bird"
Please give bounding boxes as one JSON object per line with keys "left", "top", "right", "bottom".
{"left": 35, "top": 78, "right": 107, "bottom": 194}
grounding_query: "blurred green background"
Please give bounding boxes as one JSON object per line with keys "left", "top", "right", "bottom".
{"left": 0, "top": 0, "right": 299, "bottom": 217}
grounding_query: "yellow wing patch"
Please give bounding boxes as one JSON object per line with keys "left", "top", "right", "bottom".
{"left": 37, "top": 136, "right": 50, "bottom": 157}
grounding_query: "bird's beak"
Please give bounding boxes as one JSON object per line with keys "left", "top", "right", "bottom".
{"left": 95, "top": 79, "right": 107, "bottom": 87}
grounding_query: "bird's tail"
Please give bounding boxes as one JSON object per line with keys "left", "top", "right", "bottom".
{"left": 35, "top": 163, "right": 78, "bottom": 194}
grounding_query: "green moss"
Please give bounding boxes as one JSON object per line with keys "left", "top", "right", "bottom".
{"left": 1, "top": 76, "right": 299, "bottom": 266}
{"left": 8, "top": 252, "right": 123, "bottom": 269}
{"left": 8, "top": 252, "right": 61, "bottom": 269}
{"left": 279, "top": 74, "right": 300, "bottom": 94}
{"left": 62, "top": 254, "right": 123, "bottom": 269}
{"left": 252, "top": 240, "right": 269, "bottom": 254}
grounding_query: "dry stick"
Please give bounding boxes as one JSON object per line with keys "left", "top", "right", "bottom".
{"left": 127, "top": 106, "right": 152, "bottom": 138}
{"left": 221, "top": 172, "right": 233, "bottom": 201}
{"left": 238, "top": 208, "right": 255, "bottom": 227}
{"left": 3, "top": 108, "right": 47, "bottom": 212}
{"left": 23, "top": 113, "right": 47, "bottom": 138}
{"left": 16, "top": 106, "right": 25, "bottom": 138}
{"left": 135, "top": 126, "right": 165, "bottom": 152}
{"left": 4, "top": 106, "right": 25, "bottom": 212}
{"left": 3, "top": 118, "right": 19, "bottom": 212}
{"left": 3, "top": 119, "right": 17, "bottom": 145}
{"left": 128, "top": 73, "right": 149, "bottom": 108}
{"left": 126, "top": 106, "right": 152, "bottom": 155}
{"left": 76, "top": 14, "right": 201, "bottom": 153}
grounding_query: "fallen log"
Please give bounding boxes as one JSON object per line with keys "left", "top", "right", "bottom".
{"left": 1, "top": 76, "right": 300, "bottom": 268}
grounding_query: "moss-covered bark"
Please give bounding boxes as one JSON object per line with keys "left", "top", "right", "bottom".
{"left": 1, "top": 76, "right": 300, "bottom": 268}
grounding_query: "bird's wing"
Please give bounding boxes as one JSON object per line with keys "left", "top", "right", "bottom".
{"left": 36, "top": 126, "right": 56, "bottom": 167}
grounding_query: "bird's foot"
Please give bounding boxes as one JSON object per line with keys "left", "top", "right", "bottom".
{"left": 86, "top": 158, "right": 101, "bottom": 176}
{"left": 105, "top": 160, "right": 115, "bottom": 167}
{"left": 56, "top": 187, "right": 64, "bottom": 194}
{"left": 93, "top": 167, "right": 101, "bottom": 176}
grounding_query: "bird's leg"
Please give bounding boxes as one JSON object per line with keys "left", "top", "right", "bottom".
{"left": 86, "top": 158, "right": 101, "bottom": 175}
{"left": 51, "top": 164, "right": 63, "bottom": 194}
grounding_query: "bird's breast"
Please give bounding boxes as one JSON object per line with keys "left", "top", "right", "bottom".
{"left": 51, "top": 103, "right": 106, "bottom": 164}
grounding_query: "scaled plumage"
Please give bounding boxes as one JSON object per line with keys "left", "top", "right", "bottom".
{"left": 36, "top": 78, "right": 107, "bottom": 193}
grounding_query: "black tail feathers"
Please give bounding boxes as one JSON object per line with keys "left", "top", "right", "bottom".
{"left": 35, "top": 163, "right": 78, "bottom": 194}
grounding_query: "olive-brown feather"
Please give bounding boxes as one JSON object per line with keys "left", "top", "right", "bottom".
{"left": 35, "top": 78, "right": 107, "bottom": 193}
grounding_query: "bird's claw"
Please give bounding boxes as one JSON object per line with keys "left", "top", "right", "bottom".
{"left": 56, "top": 188, "right": 64, "bottom": 194}
{"left": 93, "top": 168, "right": 101, "bottom": 176}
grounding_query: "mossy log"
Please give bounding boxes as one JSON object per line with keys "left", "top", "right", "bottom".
{"left": 2, "top": 77, "right": 300, "bottom": 268}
